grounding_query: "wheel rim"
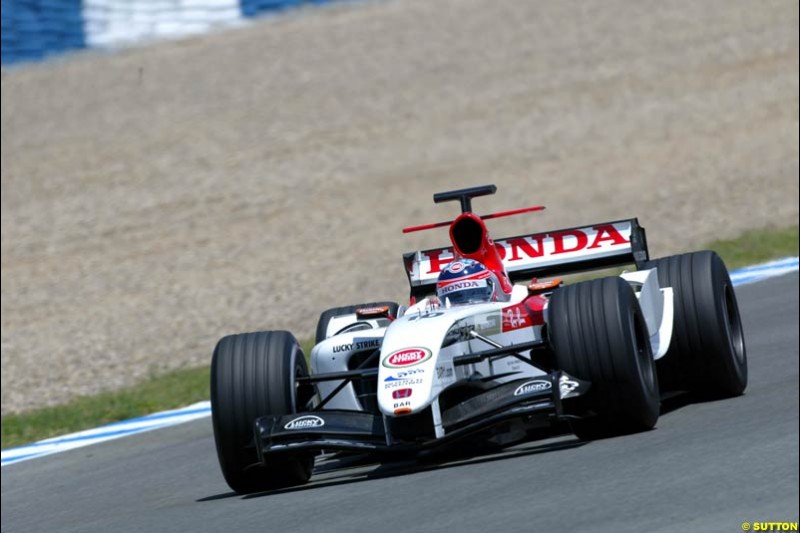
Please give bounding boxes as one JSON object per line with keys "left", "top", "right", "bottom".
{"left": 722, "top": 283, "right": 746, "bottom": 365}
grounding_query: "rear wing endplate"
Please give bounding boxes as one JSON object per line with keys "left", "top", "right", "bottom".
{"left": 403, "top": 219, "right": 649, "bottom": 297}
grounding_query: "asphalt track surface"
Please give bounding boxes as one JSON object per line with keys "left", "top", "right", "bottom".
{"left": 2, "top": 274, "right": 798, "bottom": 533}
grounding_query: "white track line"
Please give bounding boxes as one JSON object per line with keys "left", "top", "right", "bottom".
{"left": 1, "top": 402, "right": 211, "bottom": 466}
{"left": 729, "top": 256, "right": 799, "bottom": 285}
{"left": 3, "top": 256, "right": 798, "bottom": 466}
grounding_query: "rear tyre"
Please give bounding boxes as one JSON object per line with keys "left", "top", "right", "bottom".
{"left": 211, "top": 331, "right": 315, "bottom": 494}
{"left": 315, "top": 301, "right": 399, "bottom": 343}
{"left": 643, "top": 251, "right": 747, "bottom": 398}
{"left": 548, "top": 277, "right": 659, "bottom": 440}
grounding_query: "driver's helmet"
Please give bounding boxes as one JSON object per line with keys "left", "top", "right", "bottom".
{"left": 436, "top": 259, "right": 498, "bottom": 306}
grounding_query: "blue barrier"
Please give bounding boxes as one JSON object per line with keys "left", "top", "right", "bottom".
{"left": 2, "top": 0, "right": 85, "bottom": 65}
{"left": 241, "top": 0, "right": 303, "bottom": 17}
{"left": 2, "top": 0, "right": 336, "bottom": 66}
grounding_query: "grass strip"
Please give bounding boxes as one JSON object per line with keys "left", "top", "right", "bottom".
{"left": 2, "top": 366, "right": 211, "bottom": 449}
{"left": 2, "top": 226, "right": 797, "bottom": 449}
{"left": 1, "top": 342, "right": 317, "bottom": 449}
{"left": 704, "top": 226, "right": 798, "bottom": 270}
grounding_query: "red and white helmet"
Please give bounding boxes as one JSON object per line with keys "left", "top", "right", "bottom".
{"left": 436, "top": 259, "right": 500, "bottom": 306}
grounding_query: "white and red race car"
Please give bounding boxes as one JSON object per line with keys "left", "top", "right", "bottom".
{"left": 210, "top": 185, "right": 747, "bottom": 494}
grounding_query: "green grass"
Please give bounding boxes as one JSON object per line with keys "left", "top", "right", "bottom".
{"left": 1, "top": 341, "right": 318, "bottom": 449}
{"left": 705, "top": 226, "right": 798, "bottom": 270}
{"left": 1, "top": 367, "right": 211, "bottom": 449}
{"left": 2, "top": 226, "right": 797, "bottom": 449}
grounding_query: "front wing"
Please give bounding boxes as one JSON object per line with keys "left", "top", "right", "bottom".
{"left": 253, "top": 371, "right": 589, "bottom": 459}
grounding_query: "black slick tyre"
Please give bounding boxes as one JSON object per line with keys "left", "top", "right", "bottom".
{"left": 548, "top": 276, "right": 659, "bottom": 440}
{"left": 211, "top": 330, "right": 316, "bottom": 494}
{"left": 643, "top": 251, "right": 747, "bottom": 398}
{"left": 315, "top": 301, "right": 399, "bottom": 343}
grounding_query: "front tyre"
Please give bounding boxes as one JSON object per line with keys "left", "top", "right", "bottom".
{"left": 548, "top": 277, "right": 659, "bottom": 439}
{"left": 211, "top": 331, "right": 315, "bottom": 494}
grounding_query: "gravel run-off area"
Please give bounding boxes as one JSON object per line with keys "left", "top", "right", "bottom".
{"left": 1, "top": 0, "right": 798, "bottom": 414}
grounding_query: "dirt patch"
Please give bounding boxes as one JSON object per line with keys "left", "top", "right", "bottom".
{"left": 1, "top": 0, "right": 797, "bottom": 413}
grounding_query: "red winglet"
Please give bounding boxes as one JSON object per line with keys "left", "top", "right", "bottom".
{"left": 480, "top": 205, "right": 546, "bottom": 220}
{"left": 402, "top": 205, "right": 545, "bottom": 233}
{"left": 402, "top": 219, "right": 454, "bottom": 234}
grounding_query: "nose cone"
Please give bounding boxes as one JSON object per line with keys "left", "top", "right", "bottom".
{"left": 377, "top": 347, "right": 435, "bottom": 416}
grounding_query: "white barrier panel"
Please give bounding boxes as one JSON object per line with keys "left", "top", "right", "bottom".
{"left": 84, "top": 0, "right": 243, "bottom": 49}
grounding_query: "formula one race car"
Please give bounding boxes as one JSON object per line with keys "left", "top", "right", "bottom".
{"left": 210, "top": 185, "right": 748, "bottom": 494}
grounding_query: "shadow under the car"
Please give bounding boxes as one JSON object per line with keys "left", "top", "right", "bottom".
{"left": 197, "top": 394, "right": 713, "bottom": 503}
{"left": 196, "top": 434, "right": 586, "bottom": 502}
{"left": 659, "top": 390, "right": 716, "bottom": 415}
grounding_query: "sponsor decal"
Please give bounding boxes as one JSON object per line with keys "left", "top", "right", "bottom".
{"left": 383, "top": 369, "right": 425, "bottom": 388}
{"left": 356, "top": 306, "right": 390, "bottom": 317}
{"left": 513, "top": 379, "right": 552, "bottom": 397}
{"left": 357, "top": 306, "right": 388, "bottom": 314}
{"left": 383, "top": 379, "right": 423, "bottom": 390}
{"left": 393, "top": 400, "right": 412, "bottom": 409}
{"left": 437, "top": 279, "right": 488, "bottom": 295}
{"left": 412, "top": 223, "right": 632, "bottom": 278}
{"left": 527, "top": 278, "right": 562, "bottom": 292}
{"left": 382, "top": 347, "right": 433, "bottom": 368}
{"left": 332, "top": 339, "right": 382, "bottom": 354}
{"left": 448, "top": 261, "right": 465, "bottom": 273}
{"left": 392, "top": 388, "right": 413, "bottom": 399}
{"left": 502, "top": 305, "right": 534, "bottom": 332}
{"left": 436, "top": 366, "right": 454, "bottom": 379}
{"left": 559, "top": 375, "right": 581, "bottom": 399}
{"left": 384, "top": 368, "right": 425, "bottom": 380}
{"left": 499, "top": 224, "right": 630, "bottom": 261}
{"left": 284, "top": 415, "right": 325, "bottom": 430}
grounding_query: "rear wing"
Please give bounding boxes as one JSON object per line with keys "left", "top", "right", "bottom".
{"left": 403, "top": 219, "right": 649, "bottom": 297}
